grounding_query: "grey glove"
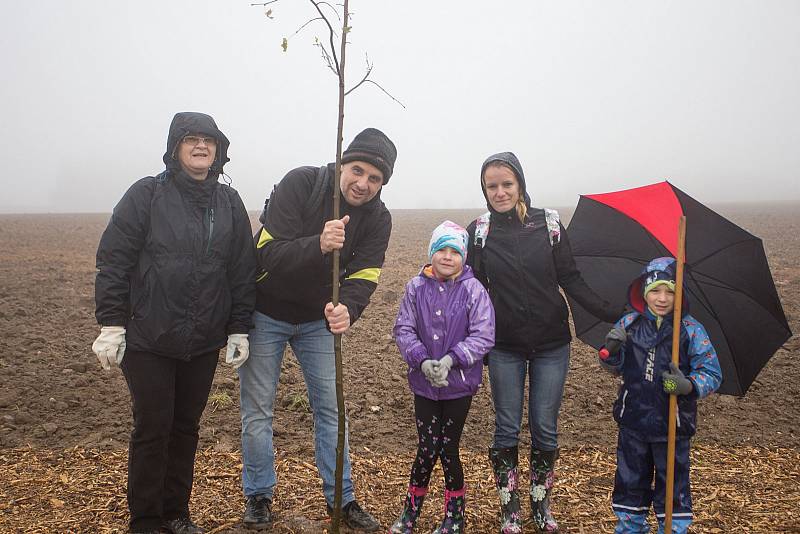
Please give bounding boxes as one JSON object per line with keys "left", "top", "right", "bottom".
{"left": 420, "top": 359, "right": 437, "bottom": 380}
{"left": 430, "top": 355, "right": 453, "bottom": 387}
{"left": 662, "top": 362, "right": 693, "bottom": 395}
{"left": 225, "top": 334, "right": 249, "bottom": 369}
{"left": 92, "top": 326, "right": 126, "bottom": 370}
{"left": 602, "top": 327, "right": 627, "bottom": 358}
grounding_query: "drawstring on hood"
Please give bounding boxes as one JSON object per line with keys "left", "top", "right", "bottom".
{"left": 163, "top": 112, "right": 230, "bottom": 179}
{"left": 480, "top": 151, "right": 532, "bottom": 214}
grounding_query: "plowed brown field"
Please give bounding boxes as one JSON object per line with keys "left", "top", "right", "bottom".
{"left": 1, "top": 205, "right": 797, "bottom": 532}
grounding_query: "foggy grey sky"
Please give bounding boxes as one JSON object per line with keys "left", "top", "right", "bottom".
{"left": 2, "top": 0, "right": 799, "bottom": 213}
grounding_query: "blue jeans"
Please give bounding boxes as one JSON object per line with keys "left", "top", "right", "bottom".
{"left": 238, "top": 311, "right": 354, "bottom": 507}
{"left": 488, "top": 344, "right": 571, "bottom": 450}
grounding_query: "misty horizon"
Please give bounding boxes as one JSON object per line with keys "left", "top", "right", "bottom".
{"left": 3, "top": 1, "right": 798, "bottom": 213}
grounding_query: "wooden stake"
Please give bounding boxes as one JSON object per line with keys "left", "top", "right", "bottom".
{"left": 664, "top": 215, "right": 686, "bottom": 533}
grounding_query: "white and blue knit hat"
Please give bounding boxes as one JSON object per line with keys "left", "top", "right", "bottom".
{"left": 428, "top": 220, "right": 468, "bottom": 261}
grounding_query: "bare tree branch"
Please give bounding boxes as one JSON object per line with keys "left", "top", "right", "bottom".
{"left": 344, "top": 54, "right": 373, "bottom": 95}
{"left": 310, "top": 0, "right": 340, "bottom": 75}
{"left": 289, "top": 16, "right": 324, "bottom": 39}
{"left": 344, "top": 54, "right": 405, "bottom": 108}
{"left": 313, "top": 38, "right": 339, "bottom": 76}
{"left": 253, "top": 1, "right": 404, "bottom": 105}
{"left": 347, "top": 79, "right": 406, "bottom": 108}
{"left": 316, "top": 2, "right": 342, "bottom": 24}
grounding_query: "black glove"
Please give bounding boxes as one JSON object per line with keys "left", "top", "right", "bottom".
{"left": 662, "top": 362, "right": 693, "bottom": 395}
{"left": 600, "top": 327, "right": 627, "bottom": 359}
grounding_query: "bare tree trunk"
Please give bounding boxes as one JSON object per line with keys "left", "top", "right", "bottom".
{"left": 331, "top": 1, "right": 349, "bottom": 531}
{"left": 252, "top": 3, "right": 399, "bottom": 530}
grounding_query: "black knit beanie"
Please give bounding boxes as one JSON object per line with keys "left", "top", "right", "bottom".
{"left": 341, "top": 128, "right": 397, "bottom": 184}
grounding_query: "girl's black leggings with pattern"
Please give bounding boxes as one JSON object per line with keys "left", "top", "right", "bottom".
{"left": 409, "top": 394, "right": 473, "bottom": 491}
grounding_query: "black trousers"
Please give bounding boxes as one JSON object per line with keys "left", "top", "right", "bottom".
{"left": 121, "top": 349, "right": 218, "bottom": 531}
{"left": 409, "top": 394, "right": 472, "bottom": 491}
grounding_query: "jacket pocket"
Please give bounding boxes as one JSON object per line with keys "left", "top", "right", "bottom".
{"left": 130, "top": 264, "right": 153, "bottom": 321}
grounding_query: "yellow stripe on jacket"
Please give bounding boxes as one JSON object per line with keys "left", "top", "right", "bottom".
{"left": 346, "top": 267, "right": 381, "bottom": 283}
{"left": 256, "top": 227, "right": 274, "bottom": 249}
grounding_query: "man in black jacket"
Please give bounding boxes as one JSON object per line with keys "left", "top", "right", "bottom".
{"left": 238, "top": 128, "right": 396, "bottom": 532}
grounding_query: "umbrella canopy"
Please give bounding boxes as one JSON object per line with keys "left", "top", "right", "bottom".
{"left": 567, "top": 181, "right": 791, "bottom": 396}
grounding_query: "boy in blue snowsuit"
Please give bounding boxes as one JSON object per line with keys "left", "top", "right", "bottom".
{"left": 599, "top": 257, "right": 722, "bottom": 534}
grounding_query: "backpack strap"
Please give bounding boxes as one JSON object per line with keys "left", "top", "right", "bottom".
{"left": 474, "top": 211, "right": 491, "bottom": 248}
{"left": 305, "top": 165, "right": 330, "bottom": 219}
{"left": 472, "top": 211, "right": 491, "bottom": 275}
{"left": 141, "top": 171, "right": 169, "bottom": 238}
{"left": 258, "top": 185, "right": 277, "bottom": 225}
{"left": 544, "top": 208, "right": 561, "bottom": 246}
{"left": 259, "top": 165, "right": 330, "bottom": 226}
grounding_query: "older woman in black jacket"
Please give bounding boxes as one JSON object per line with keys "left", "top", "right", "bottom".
{"left": 92, "top": 112, "right": 256, "bottom": 534}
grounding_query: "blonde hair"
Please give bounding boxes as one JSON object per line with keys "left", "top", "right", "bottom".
{"left": 482, "top": 161, "right": 527, "bottom": 224}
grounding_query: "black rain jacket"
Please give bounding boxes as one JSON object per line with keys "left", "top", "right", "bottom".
{"left": 466, "top": 152, "right": 619, "bottom": 355}
{"left": 254, "top": 163, "right": 391, "bottom": 325}
{"left": 94, "top": 112, "right": 257, "bottom": 360}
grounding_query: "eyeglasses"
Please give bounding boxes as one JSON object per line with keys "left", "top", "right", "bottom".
{"left": 182, "top": 135, "right": 217, "bottom": 147}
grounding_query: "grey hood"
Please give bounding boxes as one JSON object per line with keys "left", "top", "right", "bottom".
{"left": 480, "top": 151, "right": 532, "bottom": 213}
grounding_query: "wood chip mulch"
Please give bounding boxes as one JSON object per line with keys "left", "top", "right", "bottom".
{"left": 1, "top": 444, "right": 798, "bottom": 533}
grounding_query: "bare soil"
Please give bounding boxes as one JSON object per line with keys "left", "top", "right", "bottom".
{"left": 0, "top": 205, "right": 798, "bottom": 532}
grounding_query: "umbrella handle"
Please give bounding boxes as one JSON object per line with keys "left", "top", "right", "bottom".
{"left": 599, "top": 337, "right": 623, "bottom": 360}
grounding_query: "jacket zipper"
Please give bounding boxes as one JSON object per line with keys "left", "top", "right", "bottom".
{"left": 206, "top": 207, "right": 215, "bottom": 255}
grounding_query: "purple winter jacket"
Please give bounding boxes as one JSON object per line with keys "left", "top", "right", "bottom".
{"left": 394, "top": 264, "right": 495, "bottom": 400}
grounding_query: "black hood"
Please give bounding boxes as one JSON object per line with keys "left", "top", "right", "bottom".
{"left": 163, "top": 112, "right": 230, "bottom": 177}
{"left": 480, "top": 151, "right": 532, "bottom": 213}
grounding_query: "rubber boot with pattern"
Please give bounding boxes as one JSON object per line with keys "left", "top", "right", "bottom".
{"left": 529, "top": 447, "right": 559, "bottom": 533}
{"left": 613, "top": 511, "right": 649, "bottom": 533}
{"left": 389, "top": 485, "right": 427, "bottom": 533}
{"left": 489, "top": 446, "right": 523, "bottom": 534}
{"left": 432, "top": 487, "right": 466, "bottom": 534}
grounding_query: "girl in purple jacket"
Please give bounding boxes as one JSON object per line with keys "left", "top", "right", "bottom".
{"left": 390, "top": 220, "right": 495, "bottom": 534}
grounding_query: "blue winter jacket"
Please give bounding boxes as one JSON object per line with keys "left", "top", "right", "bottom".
{"left": 394, "top": 264, "right": 495, "bottom": 401}
{"left": 601, "top": 258, "right": 722, "bottom": 440}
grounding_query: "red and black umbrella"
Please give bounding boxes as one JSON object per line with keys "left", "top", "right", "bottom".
{"left": 566, "top": 181, "right": 791, "bottom": 396}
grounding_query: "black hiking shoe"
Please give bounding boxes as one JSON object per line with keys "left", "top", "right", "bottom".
{"left": 243, "top": 494, "right": 273, "bottom": 530}
{"left": 163, "top": 516, "right": 205, "bottom": 534}
{"left": 327, "top": 500, "right": 381, "bottom": 532}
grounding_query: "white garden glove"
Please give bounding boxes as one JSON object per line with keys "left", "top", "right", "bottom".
{"left": 420, "top": 359, "right": 437, "bottom": 380}
{"left": 92, "top": 326, "right": 126, "bottom": 370}
{"left": 430, "top": 355, "right": 453, "bottom": 387}
{"left": 225, "top": 334, "right": 250, "bottom": 369}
